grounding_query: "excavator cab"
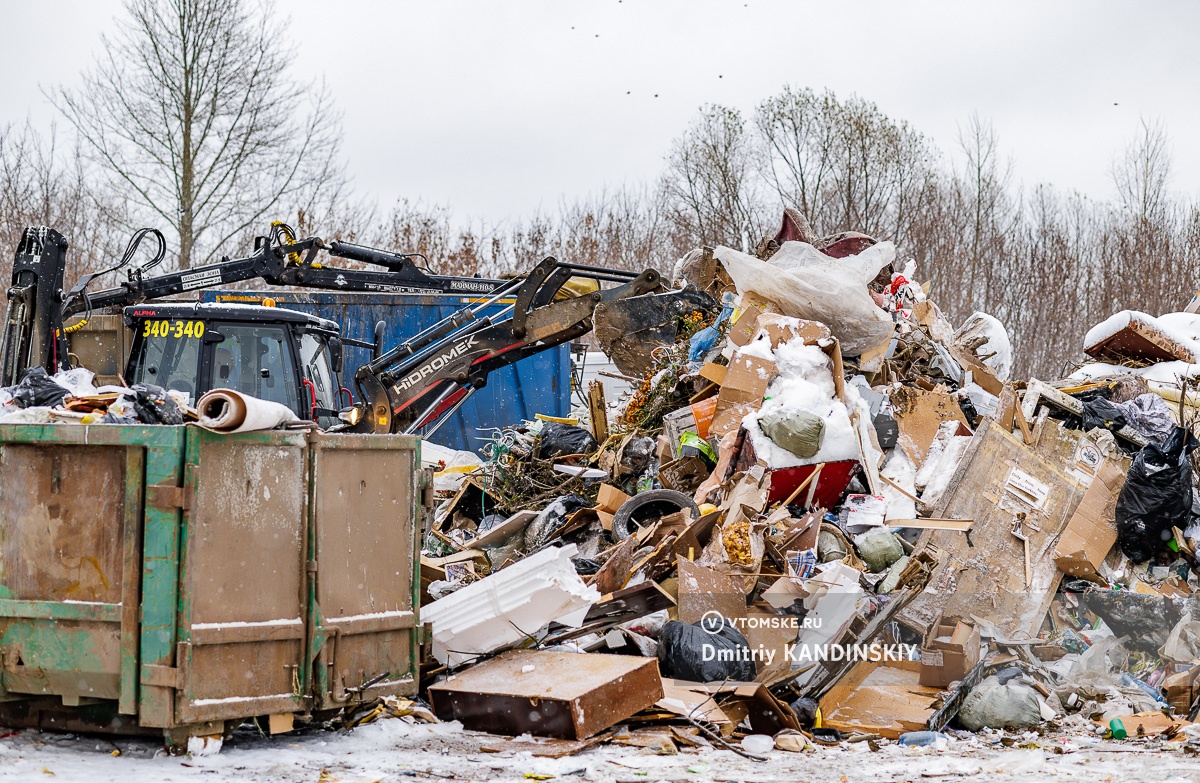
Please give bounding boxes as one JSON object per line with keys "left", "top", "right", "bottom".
{"left": 123, "top": 302, "right": 346, "bottom": 426}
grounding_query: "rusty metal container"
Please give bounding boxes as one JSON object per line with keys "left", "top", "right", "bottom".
{"left": 0, "top": 424, "right": 424, "bottom": 744}
{"left": 428, "top": 650, "right": 664, "bottom": 739}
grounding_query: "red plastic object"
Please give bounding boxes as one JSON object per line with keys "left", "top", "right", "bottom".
{"left": 766, "top": 460, "right": 859, "bottom": 508}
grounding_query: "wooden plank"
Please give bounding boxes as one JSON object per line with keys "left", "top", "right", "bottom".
{"left": 587, "top": 380, "right": 609, "bottom": 444}
{"left": 1013, "top": 400, "right": 1035, "bottom": 445}
{"left": 897, "top": 419, "right": 1089, "bottom": 638}
{"left": 887, "top": 518, "right": 974, "bottom": 531}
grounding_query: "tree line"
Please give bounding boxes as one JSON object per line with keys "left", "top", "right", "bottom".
{"left": 0, "top": 0, "right": 1194, "bottom": 380}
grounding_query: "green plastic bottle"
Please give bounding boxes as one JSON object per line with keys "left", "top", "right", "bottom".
{"left": 1108, "top": 718, "right": 1127, "bottom": 739}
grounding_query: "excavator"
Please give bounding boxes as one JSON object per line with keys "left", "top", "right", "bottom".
{"left": 0, "top": 224, "right": 711, "bottom": 435}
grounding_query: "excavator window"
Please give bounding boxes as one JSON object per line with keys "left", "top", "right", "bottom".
{"left": 130, "top": 321, "right": 202, "bottom": 403}
{"left": 297, "top": 331, "right": 336, "bottom": 411}
{"left": 214, "top": 323, "right": 299, "bottom": 413}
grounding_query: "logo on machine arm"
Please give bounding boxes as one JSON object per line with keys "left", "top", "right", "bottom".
{"left": 396, "top": 335, "right": 480, "bottom": 391}
{"left": 447, "top": 280, "right": 496, "bottom": 293}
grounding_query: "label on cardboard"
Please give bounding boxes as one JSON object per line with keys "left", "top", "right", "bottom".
{"left": 920, "top": 650, "right": 944, "bottom": 667}
{"left": 1004, "top": 467, "right": 1050, "bottom": 510}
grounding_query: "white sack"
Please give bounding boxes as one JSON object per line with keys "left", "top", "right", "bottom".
{"left": 715, "top": 240, "right": 895, "bottom": 355}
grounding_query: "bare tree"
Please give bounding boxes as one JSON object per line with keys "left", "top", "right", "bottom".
{"left": 0, "top": 121, "right": 128, "bottom": 283}
{"left": 1113, "top": 118, "right": 1172, "bottom": 226}
{"left": 661, "top": 104, "right": 763, "bottom": 250}
{"left": 754, "top": 86, "right": 839, "bottom": 226}
{"left": 50, "top": 0, "right": 347, "bottom": 269}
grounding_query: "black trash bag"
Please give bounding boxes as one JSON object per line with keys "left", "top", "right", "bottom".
{"left": 657, "top": 616, "right": 756, "bottom": 683}
{"left": 789, "top": 697, "right": 820, "bottom": 728}
{"left": 524, "top": 494, "right": 591, "bottom": 550}
{"left": 1082, "top": 397, "right": 1128, "bottom": 434}
{"left": 1116, "top": 426, "right": 1199, "bottom": 563}
{"left": 620, "top": 435, "right": 656, "bottom": 476}
{"left": 127, "top": 383, "right": 183, "bottom": 425}
{"left": 535, "top": 422, "right": 598, "bottom": 459}
{"left": 10, "top": 366, "right": 71, "bottom": 408}
{"left": 571, "top": 557, "right": 602, "bottom": 575}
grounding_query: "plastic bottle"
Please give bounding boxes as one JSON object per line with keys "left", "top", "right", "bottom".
{"left": 898, "top": 731, "right": 947, "bottom": 747}
{"left": 1109, "top": 718, "right": 1127, "bottom": 739}
{"left": 1120, "top": 672, "right": 1168, "bottom": 705}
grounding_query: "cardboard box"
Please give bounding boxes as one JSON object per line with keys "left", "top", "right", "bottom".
{"left": 1053, "top": 460, "right": 1127, "bottom": 583}
{"left": 919, "top": 615, "right": 980, "bottom": 688}
{"left": 748, "top": 314, "right": 829, "bottom": 351}
{"left": 1164, "top": 666, "right": 1200, "bottom": 713}
{"left": 728, "top": 292, "right": 780, "bottom": 347}
{"left": 749, "top": 314, "right": 846, "bottom": 401}
{"left": 890, "top": 386, "right": 970, "bottom": 465}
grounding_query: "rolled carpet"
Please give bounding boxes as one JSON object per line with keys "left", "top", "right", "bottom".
{"left": 196, "top": 388, "right": 302, "bottom": 433}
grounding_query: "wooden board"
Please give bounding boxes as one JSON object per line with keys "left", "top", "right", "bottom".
{"left": 887, "top": 518, "right": 974, "bottom": 531}
{"left": 898, "top": 419, "right": 1089, "bottom": 638}
{"left": 890, "top": 386, "right": 970, "bottom": 465}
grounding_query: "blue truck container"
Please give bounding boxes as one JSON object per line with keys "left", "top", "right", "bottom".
{"left": 200, "top": 290, "right": 570, "bottom": 452}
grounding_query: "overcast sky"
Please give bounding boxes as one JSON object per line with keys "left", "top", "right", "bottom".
{"left": 4, "top": 1, "right": 1200, "bottom": 228}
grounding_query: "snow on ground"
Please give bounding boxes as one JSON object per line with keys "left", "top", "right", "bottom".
{"left": 4, "top": 719, "right": 1200, "bottom": 783}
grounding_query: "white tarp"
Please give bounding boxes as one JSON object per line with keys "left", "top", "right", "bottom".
{"left": 715, "top": 240, "right": 896, "bottom": 355}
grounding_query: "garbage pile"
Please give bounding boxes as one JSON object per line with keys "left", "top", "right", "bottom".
{"left": 415, "top": 209, "right": 1200, "bottom": 756}
{"left": 0, "top": 366, "right": 190, "bottom": 424}
{"left": 0, "top": 366, "right": 301, "bottom": 432}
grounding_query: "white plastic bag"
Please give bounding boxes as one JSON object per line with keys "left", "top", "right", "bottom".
{"left": 715, "top": 240, "right": 896, "bottom": 354}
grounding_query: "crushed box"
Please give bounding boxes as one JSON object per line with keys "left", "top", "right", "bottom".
{"left": 919, "top": 615, "right": 981, "bottom": 688}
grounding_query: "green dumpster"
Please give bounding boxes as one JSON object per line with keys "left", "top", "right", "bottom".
{"left": 0, "top": 424, "right": 424, "bottom": 744}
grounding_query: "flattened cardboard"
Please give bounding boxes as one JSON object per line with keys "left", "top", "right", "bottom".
{"left": 890, "top": 386, "right": 970, "bottom": 465}
{"left": 711, "top": 353, "right": 777, "bottom": 437}
{"left": 1053, "top": 460, "right": 1127, "bottom": 583}
{"left": 699, "top": 362, "right": 728, "bottom": 386}
{"left": 677, "top": 557, "right": 746, "bottom": 625}
{"left": 720, "top": 354, "right": 775, "bottom": 403}
{"left": 818, "top": 659, "right": 940, "bottom": 739}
